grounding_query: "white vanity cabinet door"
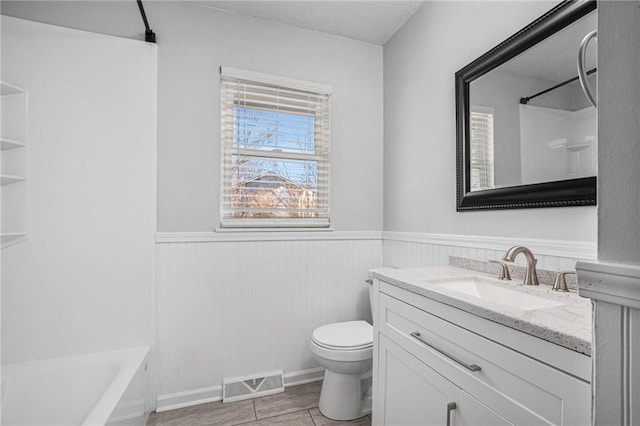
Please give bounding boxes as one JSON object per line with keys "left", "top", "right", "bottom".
{"left": 378, "top": 334, "right": 458, "bottom": 425}
{"left": 377, "top": 334, "right": 512, "bottom": 426}
{"left": 457, "top": 391, "right": 513, "bottom": 426}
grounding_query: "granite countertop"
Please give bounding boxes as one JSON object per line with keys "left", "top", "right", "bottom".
{"left": 370, "top": 266, "right": 592, "bottom": 356}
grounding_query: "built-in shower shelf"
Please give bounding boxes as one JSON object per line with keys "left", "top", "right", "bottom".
{"left": 0, "top": 81, "right": 25, "bottom": 96}
{"left": 1, "top": 233, "right": 27, "bottom": 248}
{"left": 565, "top": 143, "right": 592, "bottom": 152}
{"left": 1, "top": 80, "right": 28, "bottom": 249}
{"left": 1, "top": 174, "right": 26, "bottom": 185}
{"left": 1, "top": 138, "right": 26, "bottom": 150}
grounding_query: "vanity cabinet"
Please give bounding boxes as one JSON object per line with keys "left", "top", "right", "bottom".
{"left": 372, "top": 280, "right": 591, "bottom": 426}
{"left": 379, "top": 334, "right": 511, "bottom": 426}
{"left": 1, "top": 81, "right": 27, "bottom": 248}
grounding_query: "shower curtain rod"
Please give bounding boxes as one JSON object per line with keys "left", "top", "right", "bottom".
{"left": 520, "top": 68, "right": 596, "bottom": 105}
{"left": 136, "top": 0, "right": 156, "bottom": 43}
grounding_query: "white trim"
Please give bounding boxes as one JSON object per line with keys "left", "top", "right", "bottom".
{"left": 156, "top": 231, "right": 596, "bottom": 259}
{"left": 220, "top": 66, "right": 332, "bottom": 94}
{"left": 1, "top": 16, "right": 151, "bottom": 46}
{"left": 283, "top": 367, "right": 325, "bottom": 387}
{"left": 220, "top": 218, "right": 330, "bottom": 229}
{"left": 383, "top": 231, "right": 597, "bottom": 260}
{"left": 155, "top": 367, "right": 324, "bottom": 413}
{"left": 471, "top": 104, "right": 495, "bottom": 115}
{"left": 156, "top": 230, "right": 382, "bottom": 243}
{"left": 156, "top": 385, "right": 222, "bottom": 413}
{"left": 576, "top": 261, "right": 640, "bottom": 309}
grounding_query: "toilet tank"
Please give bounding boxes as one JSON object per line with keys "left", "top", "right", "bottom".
{"left": 368, "top": 279, "right": 375, "bottom": 323}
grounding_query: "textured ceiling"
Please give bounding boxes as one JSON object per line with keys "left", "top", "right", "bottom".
{"left": 205, "top": 1, "right": 425, "bottom": 45}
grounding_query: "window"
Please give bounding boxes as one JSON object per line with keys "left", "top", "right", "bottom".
{"left": 220, "top": 68, "right": 331, "bottom": 228}
{"left": 470, "top": 108, "right": 495, "bottom": 191}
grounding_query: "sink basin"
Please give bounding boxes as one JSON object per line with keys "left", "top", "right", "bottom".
{"left": 434, "top": 277, "right": 565, "bottom": 311}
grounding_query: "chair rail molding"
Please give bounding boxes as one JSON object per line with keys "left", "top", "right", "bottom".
{"left": 156, "top": 230, "right": 382, "bottom": 243}
{"left": 576, "top": 261, "right": 640, "bottom": 309}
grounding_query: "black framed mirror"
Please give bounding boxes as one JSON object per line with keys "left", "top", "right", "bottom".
{"left": 456, "top": 0, "right": 597, "bottom": 211}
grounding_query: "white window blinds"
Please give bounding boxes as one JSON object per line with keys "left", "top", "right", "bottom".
{"left": 470, "top": 109, "right": 495, "bottom": 191}
{"left": 220, "top": 67, "right": 332, "bottom": 228}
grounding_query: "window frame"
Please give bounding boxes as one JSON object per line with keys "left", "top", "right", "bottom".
{"left": 469, "top": 105, "right": 495, "bottom": 191}
{"left": 219, "top": 67, "right": 332, "bottom": 229}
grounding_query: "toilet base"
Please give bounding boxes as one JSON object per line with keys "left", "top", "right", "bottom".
{"left": 318, "top": 369, "right": 371, "bottom": 421}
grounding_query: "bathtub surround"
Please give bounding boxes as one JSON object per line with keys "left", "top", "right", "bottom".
{"left": 0, "top": 17, "right": 157, "bottom": 366}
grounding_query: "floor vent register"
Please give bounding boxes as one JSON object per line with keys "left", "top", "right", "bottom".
{"left": 222, "top": 370, "right": 284, "bottom": 403}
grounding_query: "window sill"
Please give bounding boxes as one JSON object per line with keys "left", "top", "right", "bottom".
{"left": 155, "top": 230, "right": 382, "bottom": 243}
{"left": 214, "top": 227, "right": 334, "bottom": 233}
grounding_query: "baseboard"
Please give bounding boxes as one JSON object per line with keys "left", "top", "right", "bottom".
{"left": 156, "top": 385, "right": 222, "bottom": 413}
{"left": 155, "top": 367, "right": 325, "bottom": 413}
{"left": 283, "top": 367, "right": 325, "bottom": 387}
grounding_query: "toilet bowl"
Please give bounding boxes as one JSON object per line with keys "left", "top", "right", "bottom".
{"left": 310, "top": 281, "right": 375, "bottom": 421}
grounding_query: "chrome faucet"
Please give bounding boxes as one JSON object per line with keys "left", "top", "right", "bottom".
{"left": 502, "top": 246, "right": 539, "bottom": 286}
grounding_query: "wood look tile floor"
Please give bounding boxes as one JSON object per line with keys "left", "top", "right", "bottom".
{"left": 147, "top": 382, "right": 372, "bottom": 426}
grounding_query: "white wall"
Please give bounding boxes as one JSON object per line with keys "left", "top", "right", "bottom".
{"left": 383, "top": 1, "right": 597, "bottom": 242}
{"left": 579, "top": 2, "right": 640, "bottom": 424}
{"left": 1, "top": 17, "right": 157, "bottom": 364}
{"left": 1, "top": 1, "right": 384, "bottom": 232}
{"left": 597, "top": 1, "right": 640, "bottom": 265}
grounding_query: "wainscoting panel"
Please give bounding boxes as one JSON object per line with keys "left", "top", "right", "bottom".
{"left": 156, "top": 231, "right": 596, "bottom": 409}
{"left": 156, "top": 234, "right": 383, "bottom": 400}
{"left": 383, "top": 232, "right": 596, "bottom": 272}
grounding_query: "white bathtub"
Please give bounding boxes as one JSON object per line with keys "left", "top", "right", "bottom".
{"left": 1, "top": 346, "right": 149, "bottom": 426}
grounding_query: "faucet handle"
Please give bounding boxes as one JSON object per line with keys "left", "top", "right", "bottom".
{"left": 488, "top": 260, "right": 512, "bottom": 281}
{"left": 552, "top": 271, "right": 576, "bottom": 292}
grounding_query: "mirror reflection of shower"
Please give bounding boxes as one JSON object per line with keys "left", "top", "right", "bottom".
{"left": 467, "top": 9, "right": 597, "bottom": 191}
{"left": 547, "top": 134, "right": 596, "bottom": 179}
{"left": 566, "top": 135, "right": 595, "bottom": 177}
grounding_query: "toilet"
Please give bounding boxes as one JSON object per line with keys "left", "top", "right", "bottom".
{"left": 310, "top": 281, "right": 374, "bottom": 421}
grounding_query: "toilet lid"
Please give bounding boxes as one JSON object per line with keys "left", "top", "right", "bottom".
{"left": 312, "top": 321, "right": 373, "bottom": 350}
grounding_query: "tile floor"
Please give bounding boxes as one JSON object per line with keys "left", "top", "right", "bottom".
{"left": 147, "top": 382, "right": 372, "bottom": 426}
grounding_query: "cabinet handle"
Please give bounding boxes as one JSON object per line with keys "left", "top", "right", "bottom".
{"left": 446, "top": 402, "right": 457, "bottom": 426}
{"left": 410, "top": 331, "right": 481, "bottom": 372}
